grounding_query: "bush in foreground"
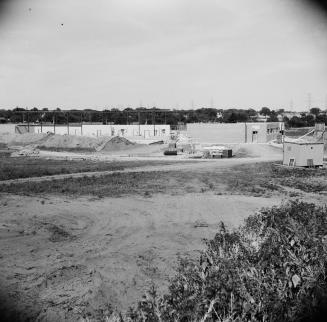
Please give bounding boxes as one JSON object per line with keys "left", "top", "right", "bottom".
{"left": 118, "top": 201, "right": 327, "bottom": 322}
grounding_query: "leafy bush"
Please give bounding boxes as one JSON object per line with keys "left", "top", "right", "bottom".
{"left": 123, "top": 201, "right": 327, "bottom": 321}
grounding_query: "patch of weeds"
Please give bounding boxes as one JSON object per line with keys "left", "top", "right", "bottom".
{"left": 144, "top": 191, "right": 152, "bottom": 198}
{"left": 46, "top": 224, "right": 74, "bottom": 242}
{"left": 289, "top": 191, "right": 300, "bottom": 197}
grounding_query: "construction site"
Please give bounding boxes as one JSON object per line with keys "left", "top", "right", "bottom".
{"left": 1, "top": 0, "right": 327, "bottom": 318}
{"left": 1, "top": 118, "right": 327, "bottom": 321}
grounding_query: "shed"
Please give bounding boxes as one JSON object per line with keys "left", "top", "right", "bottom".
{"left": 283, "top": 141, "right": 324, "bottom": 167}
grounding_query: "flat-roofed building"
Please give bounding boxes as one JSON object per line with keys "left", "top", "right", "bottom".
{"left": 186, "top": 122, "right": 283, "bottom": 144}
{"left": 15, "top": 123, "right": 170, "bottom": 139}
{"left": 283, "top": 140, "right": 324, "bottom": 167}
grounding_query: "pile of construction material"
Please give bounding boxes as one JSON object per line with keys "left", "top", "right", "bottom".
{"left": 11, "top": 147, "right": 40, "bottom": 157}
{"left": 164, "top": 142, "right": 178, "bottom": 155}
{"left": 202, "top": 146, "right": 233, "bottom": 159}
{"left": 163, "top": 133, "right": 195, "bottom": 156}
{"left": 99, "top": 136, "right": 136, "bottom": 152}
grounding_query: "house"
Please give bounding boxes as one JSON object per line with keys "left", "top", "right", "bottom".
{"left": 283, "top": 140, "right": 324, "bottom": 167}
{"left": 282, "top": 112, "right": 302, "bottom": 119}
{"left": 256, "top": 114, "right": 269, "bottom": 122}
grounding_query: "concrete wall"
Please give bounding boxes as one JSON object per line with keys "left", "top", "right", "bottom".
{"left": 245, "top": 122, "right": 282, "bottom": 143}
{"left": 283, "top": 142, "right": 324, "bottom": 166}
{"left": 186, "top": 122, "right": 283, "bottom": 144}
{"left": 30, "top": 124, "right": 170, "bottom": 138}
{"left": 0, "top": 124, "right": 16, "bottom": 134}
{"left": 186, "top": 123, "right": 246, "bottom": 144}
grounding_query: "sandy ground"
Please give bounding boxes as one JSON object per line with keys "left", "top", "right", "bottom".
{"left": 0, "top": 192, "right": 282, "bottom": 321}
{"left": 0, "top": 142, "right": 286, "bottom": 320}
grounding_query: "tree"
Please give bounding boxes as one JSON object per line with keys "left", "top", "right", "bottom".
{"left": 289, "top": 116, "right": 306, "bottom": 127}
{"left": 259, "top": 107, "right": 271, "bottom": 116}
{"left": 310, "top": 107, "right": 321, "bottom": 116}
{"left": 268, "top": 111, "right": 278, "bottom": 122}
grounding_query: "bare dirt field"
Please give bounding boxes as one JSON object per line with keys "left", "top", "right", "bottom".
{"left": 0, "top": 193, "right": 280, "bottom": 321}
{"left": 1, "top": 142, "right": 326, "bottom": 321}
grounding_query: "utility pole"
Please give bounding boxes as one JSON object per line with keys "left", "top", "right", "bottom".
{"left": 80, "top": 112, "right": 83, "bottom": 135}
{"left": 27, "top": 110, "right": 30, "bottom": 132}
{"left": 152, "top": 111, "right": 155, "bottom": 136}
{"left": 53, "top": 112, "right": 56, "bottom": 134}
{"left": 307, "top": 92, "right": 312, "bottom": 110}
{"left": 138, "top": 111, "right": 141, "bottom": 136}
{"left": 66, "top": 112, "right": 69, "bottom": 135}
{"left": 210, "top": 97, "right": 214, "bottom": 109}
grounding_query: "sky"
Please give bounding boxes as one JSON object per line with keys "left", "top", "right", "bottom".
{"left": 0, "top": 0, "right": 327, "bottom": 111}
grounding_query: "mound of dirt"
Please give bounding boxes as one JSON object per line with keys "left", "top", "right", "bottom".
{"left": 100, "top": 136, "right": 136, "bottom": 152}
{"left": 0, "top": 133, "right": 50, "bottom": 146}
{"left": 37, "top": 134, "right": 104, "bottom": 152}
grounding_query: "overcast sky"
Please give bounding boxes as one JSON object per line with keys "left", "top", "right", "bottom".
{"left": 0, "top": 0, "right": 326, "bottom": 110}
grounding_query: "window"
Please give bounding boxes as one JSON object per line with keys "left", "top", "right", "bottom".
{"left": 289, "top": 159, "right": 295, "bottom": 166}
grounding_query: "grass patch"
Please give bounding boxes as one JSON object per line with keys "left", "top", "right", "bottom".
{"left": 1, "top": 161, "right": 325, "bottom": 197}
{"left": 0, "top": 153, "right": 192, "bottom": 181}
{"left": 37, "top": 146, "right": 96, "bottom": 153}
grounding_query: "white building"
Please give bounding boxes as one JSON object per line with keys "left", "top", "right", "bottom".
{"left": 186, "top": 122, "right": 283, "bottom": 144}
{"left": 16, "top": 123, "right": 170, "bottom": 139}
{"left": 283, "top": 140, "right": 324, "bottom": 167}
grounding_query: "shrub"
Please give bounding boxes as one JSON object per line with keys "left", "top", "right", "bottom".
{"left": 125, "top": 201, "right": 327, "bottom": 321}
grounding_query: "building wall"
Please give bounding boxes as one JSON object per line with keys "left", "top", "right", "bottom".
{"left": 186, "top": 122, "right": 283, "bottom": 144}
{"left": 0, "top": 124, "right": 16, "bottom": 134}
{"left": 283, "top": 142, "right": 324, "bottom": 166}
{"left": 186, "top": 123, "right": 246, "bottom": 144}
{"left": 245, "top": 122, "right": 282, "bottom": 143}
{"left": 31, "top": 124, "right": 170, "bottom": 138}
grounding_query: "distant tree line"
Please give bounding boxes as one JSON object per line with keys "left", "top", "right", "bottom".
{"left": 285, "top": 108, "right": 327, "bottom": 128}
{"left": 0, "top": 106, "right": 326, "bottom": 127}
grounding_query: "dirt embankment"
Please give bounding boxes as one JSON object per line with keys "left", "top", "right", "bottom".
{"left": 0, "top": 133, "right": 151, "bottom": 153}
{"left": 37, "top": 135, "right": 103, "bottom": 152}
